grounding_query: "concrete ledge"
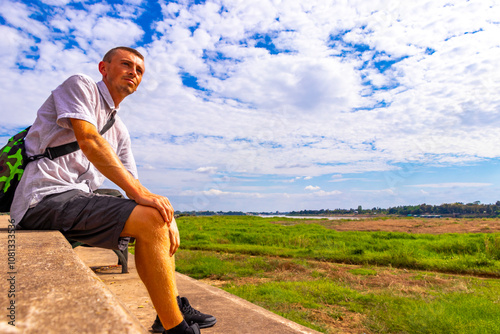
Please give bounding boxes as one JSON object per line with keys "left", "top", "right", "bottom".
{"left": 0, "top": 216, "right": 147, "bottom": 333}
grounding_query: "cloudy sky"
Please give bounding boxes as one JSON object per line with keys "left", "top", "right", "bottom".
{"left": 1, "top": 0, "right": 500, "bottom": 212}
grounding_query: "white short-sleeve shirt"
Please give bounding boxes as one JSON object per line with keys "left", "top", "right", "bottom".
{"left": 10, "top": 74, "right": 138, "bottom": 224}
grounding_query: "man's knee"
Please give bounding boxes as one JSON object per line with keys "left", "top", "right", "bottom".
{"left": 141, "top": 206, "right": 166, "bottom": 227}
{"left": 122, "top": 205, "right": 169, "bottom": 239}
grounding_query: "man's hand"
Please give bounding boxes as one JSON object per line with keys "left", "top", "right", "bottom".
{"left": 127, "top": 187, "right": 175, "bottom": 226}
{"left": 168, "top": 218, "right": 180, "bottom": 256}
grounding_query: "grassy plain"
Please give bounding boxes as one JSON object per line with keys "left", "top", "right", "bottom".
{"left": 178, "top": 216, "right": 500, "bottom": 277}
{"left": 156, "top": 216, "right": 500, "bottom": 333}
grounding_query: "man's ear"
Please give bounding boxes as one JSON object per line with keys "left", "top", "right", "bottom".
{"left": 98, "top": 61, "right": 107, "bottom": 77}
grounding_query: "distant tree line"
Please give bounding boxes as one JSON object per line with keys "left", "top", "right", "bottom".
{"left": 175, "top": 201, "right": 500, "bottom": 218}
{"left": 288, "top": 201, "right": 500, "bottom": 218}
{"left": 176, "top": 210, "right": 247, "bottom": 217}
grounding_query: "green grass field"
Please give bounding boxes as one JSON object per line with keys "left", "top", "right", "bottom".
{"left": 178, "top": 215, "right": 500, "bottom": 277}
{"left": 135, "top": 216, "right": 500, "bottom": 333}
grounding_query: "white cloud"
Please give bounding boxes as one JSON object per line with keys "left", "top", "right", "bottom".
{"left": 0, "top": 25, "right": 30, "bottom": 68}
{"left": 2, "top": 0, "right": 500, "bottom": 211}
{"left": 408, "top": 183, "right": 493, "bottom": 189}
{"left": 305, "top": 185, "right": 320, "bottom": 191}
{"left": 91, "top": 17, "right": 144, "bottom": 48}
{"left": 180, "top": 188, "right": 264, "bottom": 198}
{"left": 329, "top": 178, "right": 354, "bottom": 183}
{"left": 40, "top": 0, "right": 72, "bottom": 5}
{"left": 196, "top": 166, "right": 218, "bottom": 174}
{"left": 0, "top": 1, "right": 49, "bottom": 38}
{"left": 312, "top": 190, "right": 342, "bottom": 197}
{"left": 209, "top": 55, "right": 364, "bottom": 113}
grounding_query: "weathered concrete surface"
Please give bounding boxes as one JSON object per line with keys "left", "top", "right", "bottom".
{"left": 0, "top": 215, "right": 147, "bottom": 334}
{"left": 0, "top": 213, "right": 321, "bottom": 334}
{"left": 74, "top": 239, "right": 322, "bottom": 334}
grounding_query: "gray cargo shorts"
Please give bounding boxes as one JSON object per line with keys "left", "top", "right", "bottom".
{"left": 19, "top": 189, "right": 138, "bottom": 251}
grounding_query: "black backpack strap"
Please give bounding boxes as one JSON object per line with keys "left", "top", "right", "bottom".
{"left": 98, "top": 112, "right": 116, "bottom": 135}
{"left": 30, "top": 112, "right": 116, "bottom": 162}
{"left": 43, "top": 141, "right": 80, "bottom": 160}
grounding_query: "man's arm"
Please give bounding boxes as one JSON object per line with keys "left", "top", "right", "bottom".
{"left": 69, "top": 118, "right": 174, "bottom": 225}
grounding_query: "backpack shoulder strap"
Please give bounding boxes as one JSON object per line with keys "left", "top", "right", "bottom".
{"left": 30, "top": 113, "right": 116, "bottom": 162}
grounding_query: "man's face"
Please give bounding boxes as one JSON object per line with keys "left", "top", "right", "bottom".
{"left": 99, "top": 49, "right": 145, "bottom": 103}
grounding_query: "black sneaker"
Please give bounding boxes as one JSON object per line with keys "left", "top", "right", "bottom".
{"left": 186, "top": 323, "right": 200, "bottom": 334}
{"left": 162, "top": 323, "right": 200, "bottom": 334}
{"left": 178, "top": 296, "right": 217, "bottom": 328}
{"left": 152, "top": 316, "right": 164, "bottom": 333}
{"left": 151, "top": 297, "right": 216, "bottom": 332}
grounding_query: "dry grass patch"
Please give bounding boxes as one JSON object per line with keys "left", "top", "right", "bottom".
{"left": 271, "top": 217, "right": 500, "bottom": 234}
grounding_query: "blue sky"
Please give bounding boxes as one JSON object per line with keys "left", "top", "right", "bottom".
{"left": 1, "top": 0, "right": 500, "bottom": 212}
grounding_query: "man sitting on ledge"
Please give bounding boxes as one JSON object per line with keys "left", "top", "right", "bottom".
{"left": 10, "top": 46, "right": 216, "bottom": 334}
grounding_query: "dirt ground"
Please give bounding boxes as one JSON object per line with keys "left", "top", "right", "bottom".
{"left": 271, "top": 217, "right": 500, "bottom": 234}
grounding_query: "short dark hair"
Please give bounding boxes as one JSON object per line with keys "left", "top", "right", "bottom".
{"left": 102, "top": 47, "right": 144, "bottom": 62}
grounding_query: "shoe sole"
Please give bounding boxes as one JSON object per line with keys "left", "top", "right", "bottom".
{"left": 193, "top": 319, "right": 217, "bottom": 329}
{"left": 152, "top": 320, "right": 216, "bottom": 332}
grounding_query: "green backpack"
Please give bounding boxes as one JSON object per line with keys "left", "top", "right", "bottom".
{"left": 0, "top": 115, "right": 115, "bottom": 213}
{"left": 0, "top": 127, "right": 31, "bottom": 212}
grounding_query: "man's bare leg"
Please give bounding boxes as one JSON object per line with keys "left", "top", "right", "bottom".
{"left": 120, "top": 205, "right": 183, "bottom": 330}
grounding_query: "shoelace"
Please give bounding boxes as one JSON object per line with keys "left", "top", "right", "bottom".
{"left": 181, "top": 303, "right": 202, "bottom": 315}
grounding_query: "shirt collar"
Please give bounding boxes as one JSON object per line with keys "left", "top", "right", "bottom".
{"left": 97, "top": 80, "right": 120, "bottom": 112}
